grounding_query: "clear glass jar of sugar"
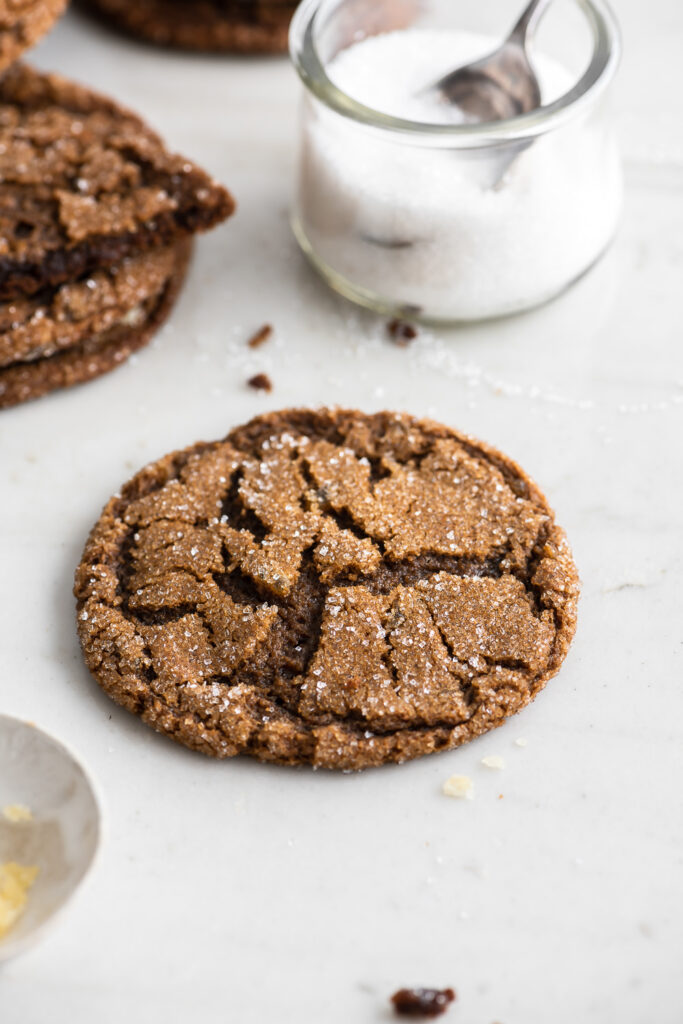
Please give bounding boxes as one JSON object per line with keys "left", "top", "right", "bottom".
{"left": 289, "top": 0, "right": 622, "bottom": 323}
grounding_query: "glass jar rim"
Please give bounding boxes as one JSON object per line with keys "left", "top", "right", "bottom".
{"left": 289, "top": 0, "right": 621, "bottom": 146}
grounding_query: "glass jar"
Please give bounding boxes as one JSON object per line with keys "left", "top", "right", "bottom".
{"left": 289, "top": 0, "right": 622, "bottom": 323}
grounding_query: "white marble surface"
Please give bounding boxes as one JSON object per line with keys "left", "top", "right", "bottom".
{"left": 1, "top": 2, "right": 682, "bottom": 1021}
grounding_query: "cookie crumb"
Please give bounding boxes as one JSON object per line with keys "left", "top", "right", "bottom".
{"left": 387, "top": 319, "right": 418, "bottom": 346}
{"left": 247, "top": 373, "right": 273, "bottom": 392}
{"left": 443, "top": 775, "right": 474, "bottom": 800}
{"left": 481, "top": 755, "right": 505, "bottom": 769}
{"left": 514, "top": 737, "right": 528, "bottom": 748}
{"left": 247, "top": 324, "right": 273, "bottom": 349}
{"left": 2, "top": 805, "right": 32, "bottom": 823}
{"left": 391, "top": 987, "right": 456, "bottom": 1018}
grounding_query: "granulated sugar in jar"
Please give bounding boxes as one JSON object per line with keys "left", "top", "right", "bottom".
{"left": 290, "top": 0, "right": 622, "bottom": 323}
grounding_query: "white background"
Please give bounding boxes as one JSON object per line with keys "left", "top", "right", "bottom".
{"left": 1, "top": 1, "right": 682, "bottom": 1021}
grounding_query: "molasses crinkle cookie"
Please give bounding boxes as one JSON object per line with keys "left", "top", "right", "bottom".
{"left": 0, "top": 64, "right": 234, "bottom": 408}
{"left": 80, "top": 0, "right": 299, "bottom": 54}
{"left": 75, "top": 409, "right": 579, "bottom": 770}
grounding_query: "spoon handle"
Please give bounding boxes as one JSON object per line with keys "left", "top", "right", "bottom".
{"left": 509, "top": 0, "right": 554, "bottom": 46}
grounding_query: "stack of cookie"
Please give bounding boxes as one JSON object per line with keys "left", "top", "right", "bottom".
{"left": 0, "top": 8, "right": 234, "bottom": 409}
{"left": 80, "top": 0, "right": 299, "bottom": 54}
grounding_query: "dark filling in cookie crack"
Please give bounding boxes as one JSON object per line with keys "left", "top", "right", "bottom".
{"left": 118, "top": 532, "right": 541, "bottom": 728}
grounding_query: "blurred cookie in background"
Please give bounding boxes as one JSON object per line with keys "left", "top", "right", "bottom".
{"left": 78, "top": 0, "right": 300, "bottom": 54}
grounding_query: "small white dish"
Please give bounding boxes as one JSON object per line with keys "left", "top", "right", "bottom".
{"left": 0, "top": 715, "right": 101, "bottom": 962}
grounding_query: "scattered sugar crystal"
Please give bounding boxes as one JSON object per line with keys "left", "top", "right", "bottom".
{"left": 515, "top": 737, "right": 528, "bottom": 748}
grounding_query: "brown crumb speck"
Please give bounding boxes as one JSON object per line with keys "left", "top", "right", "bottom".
{"left": 247, "top": 373, "right": 272, "bottom": 393}
{"left": 387, "top": 319, "right": 418, "bottom": 346}
{"left": 247, "top": 324, "right": 273, "bottom": 348}
{"left": 391, "top": 987, "right": 456, "bottom": 1018}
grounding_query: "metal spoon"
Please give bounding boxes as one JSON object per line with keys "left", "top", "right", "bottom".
{"left": 427, "top": 0, "right": 554, "bottom": 121}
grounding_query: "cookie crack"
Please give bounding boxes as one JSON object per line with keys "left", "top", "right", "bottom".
{"left": 505, "top": 519, "right": 554, "bottom": 624}
{"left": 214, "top": 563, "right": 274, "bottom": 607}
{"left": 322, "top": 504, "right": 375, "bottom": 546}
{"left": 423, "top": 608, "right": 477, "bottom": 708}
{"left": 367, "top": 455, "right": 393, "bottom": 486}
{"left": 299, "top": 453, "right": 388, "bottom": 553}
{"left": 220, "top": 469, "right": 269, "bottom": 542}
{"left": 379, "top": 596, "right": 403, "bottom": 701}
{"left": 133, "top": 604, "right": 198, "bottom": 626}
{"left": 325, "top": 552, "right": 504, "bottom": 596}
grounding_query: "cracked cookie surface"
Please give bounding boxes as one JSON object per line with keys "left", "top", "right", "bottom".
{"left": 0, "top": 63, "right": 234, "bottom": 301}
{"left": 75, "top": 409, "right": 579, "bottom": 769}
